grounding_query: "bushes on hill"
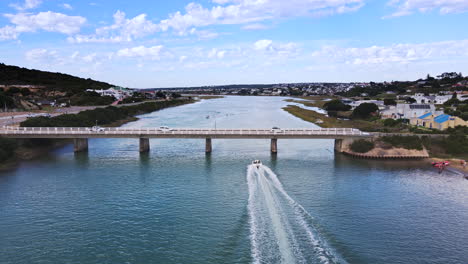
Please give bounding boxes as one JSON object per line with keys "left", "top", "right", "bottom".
{"left": 352, "top": 103, "right": 379, "bottom": 119}
{"left": 350, "top": 139, "right": 375, "bottom": 153}
{"left": 70, "top": 94, "right": 115, "bottom": 106}
{"left": 380, "top": 136, "right": 423, "bottom": 150}
{"left": 323, "top": 99, "right": 351, "bottom": 111}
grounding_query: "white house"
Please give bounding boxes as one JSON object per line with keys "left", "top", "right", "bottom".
{"left": 381, "top": 104, "right": 443, "bottom": 120}
{"left": 86, "top": 87, "right": 133, "bottom": 100}
{"left": 411, "top": 92, "right": 466, "bottom": 104}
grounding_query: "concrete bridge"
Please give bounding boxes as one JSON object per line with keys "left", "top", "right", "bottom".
{"left": 0, "top": 126, "right": 372, "bottom": 153}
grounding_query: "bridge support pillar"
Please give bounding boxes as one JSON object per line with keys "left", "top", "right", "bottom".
{"left": 140, "top": 138, "right": 150, "bottom": 153}
{"left": 271, "top": 138, "right": 278, "bottom": 153}
{"left": 334, "top": 139, "right": 343, "bottom": 153}
{"left": 74, "top": 138, "right": 88, "bottom": 152}
{"left": 205, "top": 138, "right": 212, "bottom": 153}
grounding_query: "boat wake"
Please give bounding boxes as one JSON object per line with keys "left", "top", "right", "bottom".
{"left": 247, "top": 165, "right": 346, "bottom": 264}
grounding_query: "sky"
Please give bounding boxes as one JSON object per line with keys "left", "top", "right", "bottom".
{"left": 0, "top": 0, "right": 467, "bottom": 88}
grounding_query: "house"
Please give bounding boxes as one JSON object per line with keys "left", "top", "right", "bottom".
{"left": 410, "top": 112, "right": 467, "bottom": 130}
{"left": 86, "top": 87, "right": 134, "bottom": 100}
{"left": 411, "top": 92, "right": 467, "bottom": 105}
{"left": 381, "top": 104, "right": 442, "bottom": 120}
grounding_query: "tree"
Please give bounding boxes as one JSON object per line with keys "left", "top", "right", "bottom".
{"left": 384, "top": 99, "right": 397, "bottom": 106}
{"left": 323, "top": 99, "right": 351, "bottom": 111}
{"left": 443, "top": 98, "right": 461, "bottom": 106}
{"left": 405, "top": 97, "right": 416, "bottom": 104}
{"left": 352, "top": 103, "right": 379, "bottom": 119}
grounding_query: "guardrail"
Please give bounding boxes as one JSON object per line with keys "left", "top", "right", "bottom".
{"left": 0, "top": 126, "right": 369, "bottom": 137}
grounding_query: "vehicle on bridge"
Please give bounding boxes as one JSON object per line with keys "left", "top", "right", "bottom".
{"left": 271, "top": 126, "right": 283, "bottom": 133}
{"left": 87, "top": 126, "right": 105, "bottom": 132}
{"left": 158, "top": 126, "right": 173, "bottom": 132}
{"left": 252, "top": 160, "right": 262, "bottom": 169}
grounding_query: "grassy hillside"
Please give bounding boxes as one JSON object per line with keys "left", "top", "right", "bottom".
{"left": 0, "top": 63, "right": 113, "bottom": 93}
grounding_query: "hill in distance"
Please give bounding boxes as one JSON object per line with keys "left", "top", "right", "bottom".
{"left": 0, "top": 63, "right": 114, "bottom": 93}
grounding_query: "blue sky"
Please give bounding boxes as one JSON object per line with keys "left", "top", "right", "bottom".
{"left": 0, "top": 0, "right": 467, "bottom": 88}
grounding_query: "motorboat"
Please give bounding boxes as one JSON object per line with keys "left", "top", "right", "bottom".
{"left": 252, "top": 160, "right": 262, "bottom": 169}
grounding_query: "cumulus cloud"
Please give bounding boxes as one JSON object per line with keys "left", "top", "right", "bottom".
{"left": 0, "top": 26, "right": 19, "bottom": 40}
{"left": 254, "top": 39, "right": 299, "bottom": 56}
{"left": 25, "top": 48, "right": 60, "bottom": 63}
{"left": 159, "top": 0, "right": 365, "bottom": 34}
{"left": 4, "top": 11, "right": 86, "bottom": 35}
{"left": 311, "top": 40, "right": 468, "bottom": 65}
{"left": 386, "top": 0, "right": 468, "bottom": 17}
{"left": 10, "top": 0, "right": 42, "bottom": 11}
{"left": 117, "top": 45, "right": 164, "bottom": 60}
{"left": 69, "top": 10, "right": 159, "bottom": 43}
{"left": 61, "top": 3, "right": 73, "bottom": 10}
{"left": 207, "top": 48, "right": 226, "bottom": 59}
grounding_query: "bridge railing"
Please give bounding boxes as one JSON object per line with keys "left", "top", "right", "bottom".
{"left": 1, "top": 126, "right": 369, "bottom": 136}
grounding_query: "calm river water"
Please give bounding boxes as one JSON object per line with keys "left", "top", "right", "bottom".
{"left": 1, "top": 96, "right": 467, "bottom": 264}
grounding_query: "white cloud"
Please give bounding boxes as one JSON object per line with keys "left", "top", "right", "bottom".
{"left": 0, "top": 25, "right": 19, "bottom": 40}
{"left": 117, "top": 45, "right": 164, "bottom": 60}
{"left": 254, "top": 39, "right": 273, "bottom": 51}
{"left": 10, "top": 0, "right": 42, "bottom": 11}
{"left": 25, "top": 48, "right": 60, "bottom": 63}
{"left": 4, "top": 11, "right": 86, "bottom": 35}
{"left": 311, "top": 40, "right": 468, "bottom": 65}
{"left": 69, "top": 10, "right": 159, "bottom": 43}
{"left": 254, "top": 39, "right": 298, "bottom": 56}
{"left": 61, "top": 3, "right": 73, "bottom": 10}
{"left": 386, "top": 0, "right": 468, "bottom": 17}
{"left": 207, "top": 48, "right": 226, "bottom": 59}
{"left": 159, "top": 0, "right": 365, "bottom": 34}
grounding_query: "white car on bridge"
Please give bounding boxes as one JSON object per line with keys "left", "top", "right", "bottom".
{"left": 271, "top": 127, "right": 283, "bottom": 133}
{"left": 158, "top": 126, "right": 173, "bottom": 132}
{"left": 87, "top": 126, "right": 105, "bottom": 132}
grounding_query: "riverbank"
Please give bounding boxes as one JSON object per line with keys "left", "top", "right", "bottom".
{"left": 0, "top": 99, "right": 195, "bottom": 170}
{"left": 283, "top": 102, "right": 467, "bottom": 161}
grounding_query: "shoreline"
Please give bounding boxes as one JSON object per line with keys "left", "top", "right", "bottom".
{"left": 283, "top": 103, "right": 468, "bottom": 165}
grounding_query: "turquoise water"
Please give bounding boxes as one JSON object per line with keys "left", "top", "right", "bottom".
{"left": 1, "top": 96, "right": 467, "bottom": 264}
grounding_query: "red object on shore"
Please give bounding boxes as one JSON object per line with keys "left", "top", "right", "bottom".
{"left": 431, "top": 161, "right": 450, "bottom": 168}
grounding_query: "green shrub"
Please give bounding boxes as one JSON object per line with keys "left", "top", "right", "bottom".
{"left": 383, "top": 118, "right": 402, "bottom": 127}
{"left": 323, "top": 99, "right": 351, "bottom": 111}
{"left": 352, "top": 103, "right": 379, "bottom": 119}
{"left": 350, "top": 139, "right": 375, "bottom": 153}
{"left": 381, "top": 135, "right": 423, "bottom": 150}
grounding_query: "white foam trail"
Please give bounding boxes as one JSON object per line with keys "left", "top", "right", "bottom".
{"left": 247, "top": 166, "right": 261, "bottom": 264}
{"left": 247, "top": 164, "right": 347, "bottom": 264}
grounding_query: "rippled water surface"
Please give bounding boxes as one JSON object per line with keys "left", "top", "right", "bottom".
{"left": 1, "top": 96, "right": 467, "bottom": 264}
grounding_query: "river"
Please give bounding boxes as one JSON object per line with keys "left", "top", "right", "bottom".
{"left": 1, "top": 96, "right": 467, "bottom": 264}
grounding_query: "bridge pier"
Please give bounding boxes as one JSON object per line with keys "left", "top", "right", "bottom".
{"left": 73, "top": 138, "right": 88, "bottom": 152}
{"left": 334, "top": 139, "right": 343, "bottom": 153}
{"left": 271, "top": 138, "right": 278, "bottom": 153}
{"left": 205, "top": 138, "right": 212, "bottom": 153}
{"left": 139, "top": 138, "right": 150, "bottom": 153}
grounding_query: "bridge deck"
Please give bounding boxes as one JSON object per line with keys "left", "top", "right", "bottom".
{"left": 0, "top": 126, "right": 371, "bottom": 139}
